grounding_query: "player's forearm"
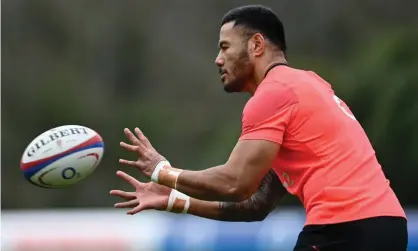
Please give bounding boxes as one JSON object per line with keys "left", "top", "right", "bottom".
{"left": 151, "top": 161, "right": 254, "bottom": 202}
{"left": 151, "top": 161, "right": 243, "bottom": 201}
{"left": 175, "top": 166, "right": 243, "bottom": 201}
{"left": 187, "top": 199, "right": 224, "bottom": 220}
{"left": 187, "top": 198, "right": 268, "bottom": 222}
{"left": 166, "top": 170, "right": 286, "bottom": 222}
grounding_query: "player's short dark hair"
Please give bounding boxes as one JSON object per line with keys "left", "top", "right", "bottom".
{"left": 221, "top": 5, "right": 287, "bottom": 53}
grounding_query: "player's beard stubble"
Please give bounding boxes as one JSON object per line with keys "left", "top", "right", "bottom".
{"left": 223, "top": 49, "right": 254, "bottom": 93}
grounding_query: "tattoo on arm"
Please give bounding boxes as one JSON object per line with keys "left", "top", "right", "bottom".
{"left": 218, "top": 169, "right": 286, "bottom": 222}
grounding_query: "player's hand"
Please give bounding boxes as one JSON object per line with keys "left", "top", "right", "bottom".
{"left": 110, "top": 170, "right": 171, "bottom": 214}
{"left": 119, "top": 127, "right": 166, "bottom": 178}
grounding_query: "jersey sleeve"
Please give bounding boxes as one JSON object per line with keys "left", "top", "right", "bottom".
{"left": 239, "top": 85, "right": 298, "bottom": 144}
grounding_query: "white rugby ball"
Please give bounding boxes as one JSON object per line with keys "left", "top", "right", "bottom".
{"left": 20, "top": 125, "right": 104, "bottom": 188}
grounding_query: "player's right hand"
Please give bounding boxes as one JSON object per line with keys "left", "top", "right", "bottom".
{"left": 110, "top": 170, "right": 171, "bottom": 215}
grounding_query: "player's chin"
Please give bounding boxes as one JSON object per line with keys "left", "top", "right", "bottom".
{"left": 223, "top": 81, "right": 242, "bottom": 93}
{"left": 223, "top": 83, "right": 235, "bottom": 93}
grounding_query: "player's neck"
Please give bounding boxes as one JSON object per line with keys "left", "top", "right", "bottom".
{"left": 250, "top": 56, "right": 287, "bottom": 95}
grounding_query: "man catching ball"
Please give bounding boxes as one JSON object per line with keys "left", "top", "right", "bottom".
{"left": 110, "top": 5, "right": 408, "bottom": 251}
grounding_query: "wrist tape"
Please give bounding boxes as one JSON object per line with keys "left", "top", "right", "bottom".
{"left": 166, "top": 189, "right": 190, "bottom": 213}
{"left": 151, "top": 160, "right": 183, "bottom": 189}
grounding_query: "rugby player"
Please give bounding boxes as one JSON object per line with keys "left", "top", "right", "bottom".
{"left": 111, "top": 5, "right": 407, "bottom": 251}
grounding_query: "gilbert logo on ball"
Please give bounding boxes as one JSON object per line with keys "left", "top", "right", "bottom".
{"left": 20, "top": 125, "right": 104, "bottom": 188}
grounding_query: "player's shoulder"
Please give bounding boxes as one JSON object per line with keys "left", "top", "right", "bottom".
{"left": 243, "top": 80, "right": 298, "bottom": 119}
{"left": 251, "top": 67, "right": 300, "bottom": 104}
{"left": 267, "top": 66, "right": 333, "bottom": 99}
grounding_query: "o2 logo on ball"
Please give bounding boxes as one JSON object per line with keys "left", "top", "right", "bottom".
{"left": 61, "top": 167, "right": 81, "bottom": 180}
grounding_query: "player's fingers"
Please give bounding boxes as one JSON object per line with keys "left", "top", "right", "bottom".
{"left": 116, "top": 170, "right": 139, "bottom": 187}
{"left": 120, "top": 142, "right": 143, "bottom": 153}
{"left": 119, "top": 159, "right": 150, "bottom": 175}
{"left": 109, "top": 190, "right": 135, "bottom": 200}
{"left": 127, "top": 204, "right": 146, "bottom": 215}
{"left": 134, "top": 127, "right": 151, "bottom": 147}
{"left": 114, "top": 200, "right": 139, "bottom": 209}
{"left": 124, "top": 128, "right": 142, "bottom": 146}
{"left": 119, "top": 159, "right": 141, "bottom": 169}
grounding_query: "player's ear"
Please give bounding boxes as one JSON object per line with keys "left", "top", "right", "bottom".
{"left": 250, "top": 33, "right": 265, "bottom": 57}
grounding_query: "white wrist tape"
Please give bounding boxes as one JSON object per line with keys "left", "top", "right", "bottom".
{"left": 166, "top": 189, "right": 190, "bottom": 214}
{"left": 151, "top": 160, "right": 183, "bottom": 189}
{"left": 151, "top": 160, "right": 171, "bottom": 183}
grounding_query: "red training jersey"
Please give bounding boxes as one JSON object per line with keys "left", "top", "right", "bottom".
{"left": 239, "top": 65, "right": 406, "bottom": 225}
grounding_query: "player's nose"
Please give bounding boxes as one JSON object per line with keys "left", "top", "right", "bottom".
{"left": 215, "top": 53, "right": 224, "bottom": 67}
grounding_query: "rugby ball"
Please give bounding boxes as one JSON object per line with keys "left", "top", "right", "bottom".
{"left": 20, "top": 125, "right": 104, "bottom": 188}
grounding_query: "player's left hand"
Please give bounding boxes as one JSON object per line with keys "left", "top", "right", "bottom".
{"left": 119, "top": 127, "right": 166, "bottom": 178}
{"left": 110, "top": 170, "right": 172, "bottom": 214}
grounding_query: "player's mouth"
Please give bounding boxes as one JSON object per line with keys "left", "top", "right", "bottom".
{"left": 219, "top": 69, "right": 228, "bottom": 81}
{"left": 220, "top": 73, "right": 227, "bottom": 82}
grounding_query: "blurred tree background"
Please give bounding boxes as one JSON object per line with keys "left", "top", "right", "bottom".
{"left": 2, "top": 0, "right": 417, "bottom": 209}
